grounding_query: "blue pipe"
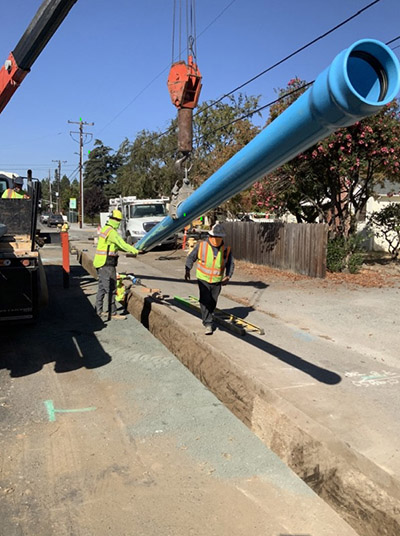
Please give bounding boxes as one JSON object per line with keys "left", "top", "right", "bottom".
{"left": 136, "top": 39, "right": 400, "bottom": 251}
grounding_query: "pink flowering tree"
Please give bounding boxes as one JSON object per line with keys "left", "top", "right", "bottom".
{"left": 251, "top": 78, "right": 400, "bottom": 238}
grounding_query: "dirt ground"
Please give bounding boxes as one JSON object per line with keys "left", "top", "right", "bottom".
{"left": 234, "top": 258, "right": 400, "bottom": 289}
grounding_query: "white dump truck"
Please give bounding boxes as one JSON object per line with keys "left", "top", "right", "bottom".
{"left": 101, "top": 196, "right": 177, "bottom": 248}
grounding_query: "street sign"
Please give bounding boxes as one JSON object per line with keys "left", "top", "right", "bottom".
{"left": 69, "top": 198, "right": 77, "bottom": 209}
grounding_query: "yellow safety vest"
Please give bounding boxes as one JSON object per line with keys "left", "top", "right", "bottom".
{"left": 1, "top": 188, "right": 27, "bottom": 199}
{"left": 93, "top": 225, "right": 119, "bottom": 268}
{"left": 196, "top": 241, "right": 230, "bottom": 284}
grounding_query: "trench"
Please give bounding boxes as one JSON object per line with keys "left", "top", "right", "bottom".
{"left": 77, "top": 247, "right": 400, "bottom": 536}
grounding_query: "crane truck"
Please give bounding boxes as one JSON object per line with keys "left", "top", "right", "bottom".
{"left": 0, "top": 0, "right": 78, "bottom": 322}
{"left": 0, "top": 172, "right": 48, "bottom": 323}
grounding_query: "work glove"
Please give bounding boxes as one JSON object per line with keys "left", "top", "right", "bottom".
{"left": 184, "top": 269, "right": 191, "bottom": 281}
{"left": 221, "top": 276, "right": 230, "bottom": 286}
{"left": 130, "top": 246, "right": 139, "bottom": 257}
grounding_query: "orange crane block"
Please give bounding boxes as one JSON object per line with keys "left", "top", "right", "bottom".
{"left": 167, "top": 55, "right": 202, "bottom": 109}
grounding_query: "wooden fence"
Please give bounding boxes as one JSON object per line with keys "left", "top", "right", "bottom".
{"left": 223, "top": 222, "right": 328, "bottom": 278}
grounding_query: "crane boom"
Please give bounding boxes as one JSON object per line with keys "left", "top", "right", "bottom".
{"left": 0, "top": 0, "right": 78, "bottom": 113}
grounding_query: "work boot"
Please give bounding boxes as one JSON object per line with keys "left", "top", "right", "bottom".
{"left": 205, "top": 325, "right": 213, "bottom": 335}
{"left": 98, "top": 312, "right": 108, "bottom": 320}
{"left": 111, "top": 314, "right": 127, "bottom": 320}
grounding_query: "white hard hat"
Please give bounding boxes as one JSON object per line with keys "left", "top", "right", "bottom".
{"left": 208, "top": 223, "right": 226, "bottom": 237}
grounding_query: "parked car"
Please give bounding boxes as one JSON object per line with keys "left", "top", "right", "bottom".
{"left": 47, "top": 213, "right": 64, "bottom": 227}
{"left": 40, "top": 212, "right": 52, "bottom": 224}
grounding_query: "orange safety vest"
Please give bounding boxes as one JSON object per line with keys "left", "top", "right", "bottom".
{"left": 196, "top": 241, "right": 230, "bottom": 284}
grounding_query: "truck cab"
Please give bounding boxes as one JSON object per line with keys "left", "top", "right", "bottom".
{"left": 105, "top": 196, "right": 177, "bottom": 248}
{"left": 0, "top": 172, "right": 17, "bottom": 197}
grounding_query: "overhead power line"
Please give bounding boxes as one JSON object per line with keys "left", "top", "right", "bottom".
{"left": 96, "top": 0, "right": 237, "bottom": 136}
{"left": 386, "top": 35, "right": 400, "bottom": 45}
{"left": 98, "top": 0, "right": 394, "bottom": 167}
{"left": 193, "top": 82, "right": 314, "bottom": 147}
{"left": 100, "top": 0, "right": 383, "bottom": 147}
{"left": 195, "top": 0, "right": 382, "bottom": 117}
{"left": 151, "top": 0, "right": 388, "bottom": 152}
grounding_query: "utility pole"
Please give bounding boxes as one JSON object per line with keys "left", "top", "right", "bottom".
{"left": 48, "top": 169, "right": 53, "bottom": 212}
{"left": 68, "top": 118, "right": 94, "bottom": 228}
{"left": 52, "top": 159, "right": 67, "bottom": 214}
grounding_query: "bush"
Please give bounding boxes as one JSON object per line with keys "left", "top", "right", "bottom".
{"left": 347, "top": 251, "right": 364, "bottom": 274}
{"left": 327, "top": 234, "right": 364, "bottom": 273}
{"left": 327, "top": 237, "right": 346, "bottom": 272}
{"left": 369, "top": 203, "right": 400, "bottom": 260}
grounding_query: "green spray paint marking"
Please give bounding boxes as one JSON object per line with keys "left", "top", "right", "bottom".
{"left": 44, "top": 400, "right": 96, "bottom": 422}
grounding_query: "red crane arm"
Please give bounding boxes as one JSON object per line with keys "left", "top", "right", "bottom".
{"left": 0, "top": 53, "right": 30, "bottom": 114}
{"left": 0, "top": 0, "right": 78, "bottom": 114}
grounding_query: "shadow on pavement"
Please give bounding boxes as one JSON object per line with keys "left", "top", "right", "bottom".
{"left": 0, "top": 265, "right": 111, "bottom": 377}
{"left": 135, "top": 273, "right": 269, "bottom": 289}
{"left": 169, "top": 298, "right": 341, "bottom": 386}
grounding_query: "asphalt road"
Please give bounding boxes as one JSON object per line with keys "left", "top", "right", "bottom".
{"left": 0, "top": 239, "right": 358, "bottom": 535}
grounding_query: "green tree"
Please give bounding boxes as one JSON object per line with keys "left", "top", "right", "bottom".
{"left": 191, "top": 94, "right": 261, "bottom": 221}
{"left": 40, "top": 177, "right": 50, "bottom": 210}
{"left": 85, "top": 186, "right": 108, "bottom": 223}
{"left": 59, "top": 174, "right": 72, "bottom": 212}
{"left": 115, "top": 93, "right": 261, "bottom": 208}
{"left": 70, "top": 178, "right": 79, "bottom": 199}
{"left": 251, "top": 78, "right": 400, "bottom": 238}
{"left": 116, "top": 130, "right": 178, "bottom": 199}
{"left": 83, "top": 139, "right": 120, "bottom": 198}
{"left": 192, "top": 94, "right": 261, "bottom": 185}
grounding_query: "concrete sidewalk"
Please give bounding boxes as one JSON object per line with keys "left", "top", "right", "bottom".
{"left": 71, "top": 234, "right": 400, "bottom": 536}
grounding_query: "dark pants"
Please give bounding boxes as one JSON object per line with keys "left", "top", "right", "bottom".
{"left": 96, "top": 265, "right": 117, "bottom": 315}
{"left": 198, "top": 279, "right": 221, "bottom": 327}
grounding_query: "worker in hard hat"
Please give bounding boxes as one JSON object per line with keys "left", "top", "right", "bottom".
{"left": 1, "top": 176, "right": 30, "bottom": 199}
{"left": 184, "top": 222, "right": 234, "bottom": 335}
{"left": 93, "top": 209, "right": 139, "bottom": 320}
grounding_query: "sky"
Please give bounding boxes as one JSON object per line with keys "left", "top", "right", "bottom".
{"left": 0, "top": 0, "right": 399, "bottom": 182}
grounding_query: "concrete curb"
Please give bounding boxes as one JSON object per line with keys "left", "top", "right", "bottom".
{"left": 78, "top": 248, "right": 400, "bottom": 536}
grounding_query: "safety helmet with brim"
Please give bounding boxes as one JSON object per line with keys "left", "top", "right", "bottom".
{"left": 111, "top": 209, "right": 123, "bottom": 221}
{"left": 208, "top": 223, "right": 226, "bottom": 237}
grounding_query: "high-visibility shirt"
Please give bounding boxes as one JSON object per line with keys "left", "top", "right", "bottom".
{"left": 1, "top": 188, "right": 29, "bottom": 199}
{"left": 116, "top": 274, "right": 126, "bottom": 303}
{"left": 196, "top": 241, "right": 231, "bottom": 283}
{"left": 93, "top": 221, "right": 137, "bottom": 269}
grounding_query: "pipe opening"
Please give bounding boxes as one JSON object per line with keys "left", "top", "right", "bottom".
{"left": 347, "top": 50, "right": 388, "bottom": 102}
